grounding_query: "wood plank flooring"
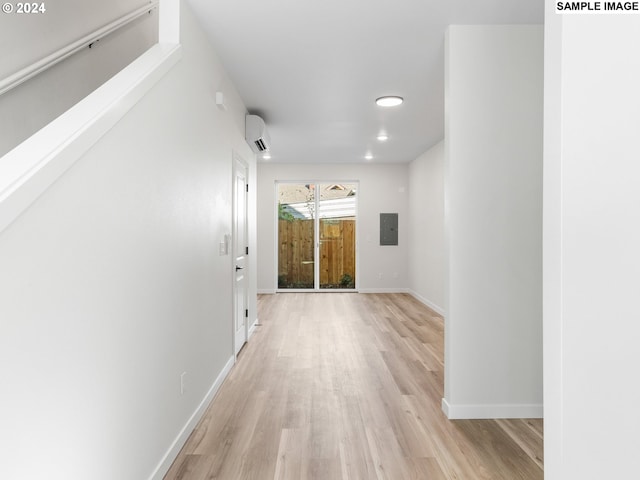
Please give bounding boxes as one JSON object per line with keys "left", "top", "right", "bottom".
{"left": 165, "top": 293, "right": 543, "bottom": 480}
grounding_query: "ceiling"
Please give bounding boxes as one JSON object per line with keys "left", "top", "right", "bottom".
{"left": 187, "top": 0, "right": 543, "bottom": 164}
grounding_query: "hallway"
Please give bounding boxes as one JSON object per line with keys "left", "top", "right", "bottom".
{"left": 165, "top": 293, "right": 543, "bottom": 479}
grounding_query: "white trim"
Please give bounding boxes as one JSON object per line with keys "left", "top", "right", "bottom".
{"left": 272, "top": 181, "right": 279, "bottom": 292}
{"left": 149, "top": 355, "right": 235, "bottom": 480}
{"left": 358, "top": 288, "right": 410, "bottom": 294}
{"left": 257, "top": 289, "right": 276, "bottom": 295}
{"left": 0, "top": 43, "right": 181, "bottom": 234}
{"left": 407, "top": 289, "right": 445, "bottom": 316}
{"left": 232, "top": 152, "right": 250, "bottom": 356}
{"left": 248, "top": 320, "right": 258, "bottom": 340}
{"left": 543, "top": 6, "right": 564, "bottom": 477}
{"left": 441, "top": 397, "right": 452, "bottom": 417}
{"left": 442, "top": 397, "right": 543, "bottom": 419}
{"left": 276, "top": 289, "right": 359, "bottom": 293}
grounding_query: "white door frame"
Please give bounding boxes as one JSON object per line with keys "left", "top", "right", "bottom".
{"left": 275, "top": 180, "right": 359, "bottom": 292}
{"left": 232, "top": 152, "right": 249, "bottom": 356}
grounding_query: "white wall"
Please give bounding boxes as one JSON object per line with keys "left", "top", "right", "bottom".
{"left": 544, "top": 6, "right": 640, "bottom": 479}
{"left": 257, "top": 163, "right": 409, "bottom": 293}
{"left": 443, "top": 25, "right": 543, "bottom": 419}
{"left": 0, "top": 0, "right": 152, "bottom": 79}
{"left": 408, "top": 140, "right": 445, "bottom": 314}
{"left": 0, "top": 6, "right": 158, "bottom": 157}
{"left": 0, "top": 3, "right": 256, "bottom": 479}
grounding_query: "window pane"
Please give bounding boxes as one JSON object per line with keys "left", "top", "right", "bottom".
{"left": 319, "top": 183, "right": 356, "bottom": 289}
{"left": 277, "top": 184, "right": 315, "bottom": 289}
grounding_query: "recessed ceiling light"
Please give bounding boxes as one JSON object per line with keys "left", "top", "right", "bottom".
{"left": 263, "top": 153, "right": 271, "bottom": 160}
{"left": 365, "top": 153, "right": 373, "bottom": 160}
{"left": 377, "top": 134, "right": 389, "bottom": 141}
{"left": 376, "top": 96, "right": 403, "bottom": 107}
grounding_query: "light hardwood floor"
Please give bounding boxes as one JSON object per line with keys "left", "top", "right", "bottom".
{"left": 165, "top": 293, "right": 543, "bottom": 480}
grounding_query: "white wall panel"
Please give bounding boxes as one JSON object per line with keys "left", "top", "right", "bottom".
{"left": 444, "top": 25, "right": 543, "bottom": 418}
{"left": 408, "top": 141, "right": 445, "bottom": 314}
{"left": 544, "top": 5, "right": 640, "bottom": 478}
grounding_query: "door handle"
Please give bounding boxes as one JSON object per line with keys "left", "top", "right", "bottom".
{"left": 236, "top": 266, "right": 244, "bottom": 271}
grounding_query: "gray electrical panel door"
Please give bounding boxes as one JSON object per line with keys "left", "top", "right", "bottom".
{"left": 380, "top": 213, "right": 398, "bottom": 245}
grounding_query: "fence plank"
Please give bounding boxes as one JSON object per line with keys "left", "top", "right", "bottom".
{"left": 278, "top": 219, "right": 355, "bottom": 288}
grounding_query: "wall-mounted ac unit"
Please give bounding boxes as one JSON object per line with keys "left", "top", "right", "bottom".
{"left": 245, "top": 114, "right": 271, "bottom": 153}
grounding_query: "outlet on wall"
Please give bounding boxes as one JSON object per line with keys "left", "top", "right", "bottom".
{"left": 180, "top": 372, "right": 187, "bottom": 395}
{"left": 378, "top": 272, "right": 383, "bottom": 279}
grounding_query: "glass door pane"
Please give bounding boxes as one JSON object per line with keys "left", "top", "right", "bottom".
{"left": 277, "top": 183, "right": 316, "bottom": 289}
{"left": 318, "top": 183, "right": 356, "bottom": 289}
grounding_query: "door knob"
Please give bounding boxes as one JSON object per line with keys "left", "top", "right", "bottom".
{"left": 236, "top": 266, "right": 244, "bottom": 271}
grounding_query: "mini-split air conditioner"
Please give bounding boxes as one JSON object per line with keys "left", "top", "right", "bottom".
{"left": 245, "top": 114, "right": 271, "bottom": 153}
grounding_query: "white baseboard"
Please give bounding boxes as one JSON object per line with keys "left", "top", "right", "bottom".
{"left": 407, "top": 290, "right": 445, "bottom": 316}
{"left": 149, "top": 355, "right": 235, "bottom": 480}
{"left": 358, "top": 288, "right": 410, "bottom": 294}
{"left": 248, "top": 320, "right": 258, "bottom": 339}
{"left": 442, "top": 397, "right": 543, "bottom": 419}
{"left": 257, "top": 289, "right": 276, "bottom": 294}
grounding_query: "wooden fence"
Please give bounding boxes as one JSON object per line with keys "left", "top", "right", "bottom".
{"left": 278, "top": 219, "right": 356, "bottom": 288}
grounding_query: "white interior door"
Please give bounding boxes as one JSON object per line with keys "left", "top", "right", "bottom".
{"left": 233, "top": 156, "right": 248, "bottom": 355}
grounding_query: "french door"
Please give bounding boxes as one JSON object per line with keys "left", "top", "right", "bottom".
{"left": 277, "top": 182, "right": 357, "bottom": 291}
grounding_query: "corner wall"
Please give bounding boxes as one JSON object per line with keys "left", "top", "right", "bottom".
{"left": 0, "top": 3, "right": 256, "bottom": 479}
{"left": 256, "top": 163, "right": 409, "bottom": 293}
{"left": 443, "top": 25, "right": 543, "bottom": 418}
{"left": 408, "top": 141, "right": 445, "bottom": 314}
{"left": 544, "top": 5, "right": 640, "bottom": 478}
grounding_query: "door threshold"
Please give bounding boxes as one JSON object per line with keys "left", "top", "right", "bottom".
{"left": 275, "top": 289, "right": 359, "bottom": 293}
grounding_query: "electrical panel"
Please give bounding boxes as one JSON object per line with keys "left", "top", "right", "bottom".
{"left": 380, "top": 213, "right": 398, "bottom": 246}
